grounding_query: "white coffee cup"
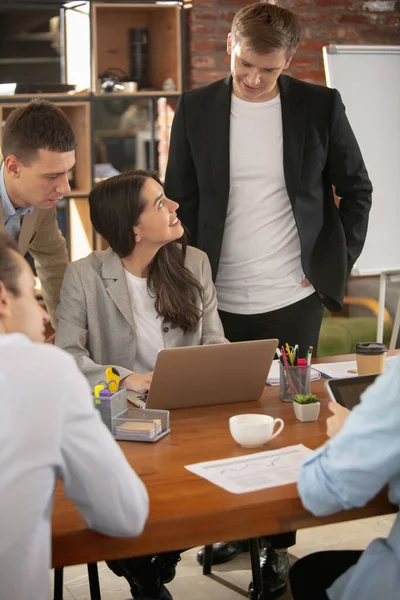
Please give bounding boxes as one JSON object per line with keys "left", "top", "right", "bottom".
{"left": 229, "top": 414, "right": 284, "bottom": 448}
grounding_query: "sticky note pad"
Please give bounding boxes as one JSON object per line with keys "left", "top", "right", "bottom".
{"left": 118, "top": 421, "right": 156, "bottom": 432}
{"left": 115, "top": 419, "right": 163, "bottom": 441}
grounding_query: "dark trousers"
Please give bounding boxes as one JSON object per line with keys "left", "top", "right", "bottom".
{"left": 219, "top": 293, "right": 324, "bottom": 549}
{"left": 290, "top": 550, "right": 362, "bottom": 599}
{"left": 219, "top": 292, "right": 324, "bottom": 358}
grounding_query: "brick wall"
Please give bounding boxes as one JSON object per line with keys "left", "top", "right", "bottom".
{"left": 188, "top": 0, "right": 400, "bottom": 87}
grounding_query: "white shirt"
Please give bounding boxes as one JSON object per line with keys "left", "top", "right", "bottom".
{"left": 0, "top": 334, "right": 149, "bottom": 600}
{"left": 124, "top": 269, "right": 164, "bottom": 372}
{"left": 215, "top": 93, "right": 314, "bottom": 314}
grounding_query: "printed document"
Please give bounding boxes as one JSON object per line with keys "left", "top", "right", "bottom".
{"left": 185, "top": 444, "right": 311, "bottom": 494}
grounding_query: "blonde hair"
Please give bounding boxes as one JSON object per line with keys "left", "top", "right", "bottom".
{"left": 231, "top": 1, "right": 301, "bottom": 57}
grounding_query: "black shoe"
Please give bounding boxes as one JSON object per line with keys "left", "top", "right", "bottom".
{"left": 156, "top": 551, "right": 182, "bottom": 584}
{"left": 196, "top": 540, "right": 249, "bottom": 566}
{"left": 248, "top": 547, "right": 289, "bottom": 600}
{"left": 107, "top": 554, "right": 178, "bottom": 599}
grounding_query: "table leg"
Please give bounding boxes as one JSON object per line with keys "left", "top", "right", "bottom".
{"left": 53, "top": 568, "right": 63, "bottom": 600}
{"left": 249, "top": 538, "right": 263, "bottom": 600}
{"left": 202, "top": 545, "right": 213, "bottom": 575}
{"left": 87, "top": 563, "right": 101, "bottom": 600}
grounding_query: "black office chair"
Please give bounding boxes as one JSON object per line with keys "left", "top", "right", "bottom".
{"left": 54, "top": 563, "right": 101, "bottom": 600}
{"left": 202, "top": 539, "right": 263, "bottom": 598}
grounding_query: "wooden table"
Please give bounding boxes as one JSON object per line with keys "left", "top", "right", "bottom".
{"left": 52, "top": 354, "right": 397, "bottom": 569}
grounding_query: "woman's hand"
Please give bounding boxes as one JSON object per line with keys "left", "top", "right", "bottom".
{"left": 326, "top": 401, "right": 350, "bottom": 439}
{"left": 121, "top": 372, "right": 153, "bottom": 393}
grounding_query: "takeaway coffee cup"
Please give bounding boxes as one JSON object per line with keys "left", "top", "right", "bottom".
{"left": 356, "top": 342, "right": 387, "bottom": 375}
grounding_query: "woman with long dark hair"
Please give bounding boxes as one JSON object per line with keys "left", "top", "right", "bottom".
{"left": 55, "top": 170, "right": 227, "bottom": 599}
{"left": 56, "top": 170, "right": 226, "bottom": 392}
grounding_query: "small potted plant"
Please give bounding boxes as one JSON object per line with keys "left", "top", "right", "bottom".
{"left": 292, "top": 393, "right": 320, "bottom": 422}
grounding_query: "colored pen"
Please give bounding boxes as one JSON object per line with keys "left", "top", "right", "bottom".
{"left": 292, "top": 344, "right": 299, "bottom": 365}
{"left": 281, "top": 347, "right": 289, "bottom": 366}
{"left": 307, "top": 345, "right": 313, "bottom": 366}
{"left": 94, "top": 383, "right": 106, "bottom": 397}
{"left": 285, "top": 343, "right": 294, "bottom": 366}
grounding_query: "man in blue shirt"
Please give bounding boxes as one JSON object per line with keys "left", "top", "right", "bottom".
{"left": 290, "top": 358, "right": 400, "bottom": 599}
{"left": 0, "top": 100, "right": 74, "bottom": 324}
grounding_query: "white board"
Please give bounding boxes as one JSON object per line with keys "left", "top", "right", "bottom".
{"left": 323, "top": 45, "right": 400, "bottom": 276}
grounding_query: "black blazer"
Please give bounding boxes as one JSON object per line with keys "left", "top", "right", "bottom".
{"left": 164, "top": 75, "right": 372, "bottom": 312}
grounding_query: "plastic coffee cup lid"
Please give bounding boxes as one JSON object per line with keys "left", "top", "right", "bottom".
{"left": 355, "top": 342, "right": 388, "bottom": 355}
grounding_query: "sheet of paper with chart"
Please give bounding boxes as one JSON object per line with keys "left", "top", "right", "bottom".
{"left": 185, "top": 444, "right": 312, "bottom": 494}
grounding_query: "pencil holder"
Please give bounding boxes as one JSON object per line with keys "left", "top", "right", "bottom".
{"left": 93, "top": 388, "right": 127, "bottom": 431}
{"left": 279, "top": 364, "right": 311, "bottom": 402}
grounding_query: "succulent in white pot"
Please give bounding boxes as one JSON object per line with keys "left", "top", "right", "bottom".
{"left": 292, "top": 394, "right": 320, "bottom": 422}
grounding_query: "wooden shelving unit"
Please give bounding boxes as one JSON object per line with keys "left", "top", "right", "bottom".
{"left": 95, "top": 90, "right": 181, "bottom": 97}
{"left": 0, "top": 0, "right": 187, "bottom": 259}
{"left": 92, "top": 2, "right": 182, "bottom": 95}
{"left": 0, "top": 5, "right": 61, "bottom": 86}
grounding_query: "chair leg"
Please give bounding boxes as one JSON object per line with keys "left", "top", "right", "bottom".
{"left": 249, "top": 538, "right": 263, "bottom": 600}
{"left": 389, "top": 295, "right": 400, "bottom": 350}
{"left": 202, "top": 545, "right": 213, "bottom": 575}
{"left": 87, "top": 563, "right": 102, "bottom": 600}
{"left": 53, "top": 567, "right": 64, "bottom": 600}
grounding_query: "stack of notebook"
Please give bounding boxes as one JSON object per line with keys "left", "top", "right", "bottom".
{"left": 115, "top": 419, "right": 162, "bottom": 441}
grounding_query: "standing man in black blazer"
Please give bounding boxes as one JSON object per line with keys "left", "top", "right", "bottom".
{"left": 165, "top": 2, "right": 372, "bottom": 599}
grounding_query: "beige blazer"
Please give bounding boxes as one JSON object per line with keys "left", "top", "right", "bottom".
{"left": 0, "top": 198, "right": 68, "bottom": 324}
{"left": 55, "top": 245, "right": 227, "bottom": 389}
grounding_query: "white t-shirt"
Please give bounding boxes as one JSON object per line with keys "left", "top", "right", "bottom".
{"left": 0, "top": 334, "right": 149, "bottom": 600}
{"left": 124, "top": 269, "right": 164, "bottom": 372}
{"left": 215, "top": 93, "right": 314, "bottom": 314}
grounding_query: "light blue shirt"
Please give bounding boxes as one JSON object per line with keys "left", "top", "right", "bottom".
{"left": 298, "top": 356, "right": 400, "bottom": 600}
{"left": 0, "top": 163, "right": 33, "bottom": 241}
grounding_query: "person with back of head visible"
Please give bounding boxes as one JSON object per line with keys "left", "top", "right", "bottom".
{"left": 0, "top": 232, "right": 149, "bottom": 600}
{"left": 0, "top": 100, "right": 73, "bottom": 327}
{"left": 164, "top": 2, "right": 372, "bottom": 598}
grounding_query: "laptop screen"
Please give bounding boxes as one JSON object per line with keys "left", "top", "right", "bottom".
{"left": 326, "top": 374, "right": 378, "bottom": 410}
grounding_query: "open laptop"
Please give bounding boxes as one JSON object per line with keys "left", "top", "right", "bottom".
{"left": 127, "top": 339, "right": 278, "bottom": 410}
{"left": 326, "top": 374, "right": 378, "bottom": 411}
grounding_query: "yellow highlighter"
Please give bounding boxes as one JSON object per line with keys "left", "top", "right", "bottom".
{"left": 94, "top": 383, "right": 106, "bottom": 399}
{"left": 285, "top": 343, "right": 294, "bottom": 366}
{"left": 105, "top": 367, "right": 121, "bottom": 394}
